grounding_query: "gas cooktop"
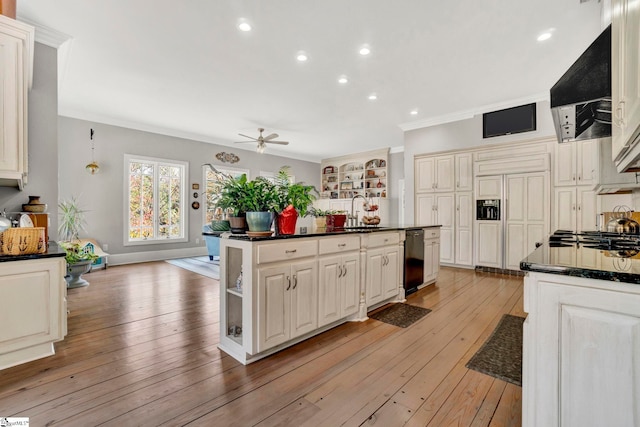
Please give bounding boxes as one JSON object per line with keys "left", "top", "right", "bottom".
{"left": 550, "top": 230, "right": 640, "bottom": 254}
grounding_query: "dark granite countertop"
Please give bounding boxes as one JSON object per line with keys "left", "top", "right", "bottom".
{"left": 520, "top": 242, "right": 640, "bottom": 284}
{"left": 0, "top": 241, "right": 66, "bottom": 262}
{"left": 225, "top": 224, "right": 441, "bottom": 241}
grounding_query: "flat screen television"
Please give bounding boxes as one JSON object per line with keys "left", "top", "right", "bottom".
{"left": 482, "top": 103, "right": 536, "bottom": 138}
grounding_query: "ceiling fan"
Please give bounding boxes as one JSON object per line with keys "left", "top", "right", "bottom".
{"left": 235, "top": 128, "right": 289, "bottom": 153}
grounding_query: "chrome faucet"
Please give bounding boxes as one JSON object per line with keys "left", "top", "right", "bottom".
{"left": 350, "top": 194, "right": 368, "bottom": 227}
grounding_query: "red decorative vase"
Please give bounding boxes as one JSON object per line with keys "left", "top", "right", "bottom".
{"left": 277, "top": 205, "right": 298, "bottom": 235}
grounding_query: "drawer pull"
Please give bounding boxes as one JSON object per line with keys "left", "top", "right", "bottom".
{"left": 285, "top": 249, "right": 297, "bottom": 254}
{"left": 338, "top": 243, "right": 346, "bottom": 248}
{"left": 286, "top": 276, "right": 291, "bottom": 291}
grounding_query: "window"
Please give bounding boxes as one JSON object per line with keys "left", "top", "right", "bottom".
{"left": 203, "top": 165, "right": 249, "bottom": 224}
{"left": 125, "top": 154, "right": 188, "bottom": 245}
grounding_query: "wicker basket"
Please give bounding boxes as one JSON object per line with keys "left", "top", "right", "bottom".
{"left": 1, "top": 227, "right": 46, "bottom": 255}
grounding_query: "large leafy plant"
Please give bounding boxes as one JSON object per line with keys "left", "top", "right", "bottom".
{"left": 274, "top": 166, "right": 318, "bottom": 217}
{"left": 215, "top": 174, "right": 279, "bottom": 215}
{"left": 58, "top": 197, "right": 86, "bottom": 242}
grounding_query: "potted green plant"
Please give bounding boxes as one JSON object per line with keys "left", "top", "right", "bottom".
{"left": 274, "top": 166, "right": 318, "bottom": 234}
{"left": 214, "top": 174, "right": 253, "bottom": 233}
{"left": 58, "top": 197, "right": 99, "bottom": 288}
{"left": 309, "top": 207, "right": 334, "bottom": 231}
{"left": 244, "top": 177, "right": 278, "bottom": 233}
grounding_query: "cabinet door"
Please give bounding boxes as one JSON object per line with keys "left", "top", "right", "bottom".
{"left": 434, "top": 155, "right": 455, "bottom": 192}
{"left": 424, "top": 238, "right": 440, "bottom": 283}
{"left": 455, "top": 153, "right": 473, "bottom": 191}
{"left": 455, "top": 192, "right": 473, "bottom": 266}
{"left": 577, "top": 188, "right": 597, "bottom": 232}
{"left": 475, "top": 175, "right": 502, "bottom": 199}
{"left": 612, "top": 0, "right": 640, "bottom": 161}
{"left": 341, "top": 253, "right": 360, "bottom": 317}
{"left": 290, "top": 261, "right": 317, "bottom": 339}
{"left": 554, "top": 142, "right": 576, "bottom": 187}
{"left": 257, "top": 265, "right": 290, "bottom": 351}
{"left": 318, "top": 256, "right": 341, "bottom": 327}
{"left": 554, "top": 187, "right": 577, "bottom": 232}
{"left": 576, "top": 139, "right": 599, "bottom": 185}
{"left": 382, "top": 247, "right": 400, "bottom": 299}
{"left": 0, "top": 33, "right": 20, "bottom": 172}
{"left": 415, "top": 157, "right": 435, "bottom": 192}
{"left": 415, "top": 193, "right": 435, "bottom": 225}
{"left": 436, "top": 194, "right": 455, "bottom": 264}
{"left": 366, "top": 248, "right": 385, "bottom": 306}
{"left": 475, "top": 222, "right": 502, "bottom": 268}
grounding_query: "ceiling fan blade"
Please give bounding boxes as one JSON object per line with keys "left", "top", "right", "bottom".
{"left": 238, "top": 133, "right": 258, "bottom": 141}
{"left": 266, "top": 140, "right": 289, "bottom": 145}
{"left": 234, "top": 140, "right": 255, "bottom": 143}
{"left": 263, "top": 133, "right": 279, "bottom": 141}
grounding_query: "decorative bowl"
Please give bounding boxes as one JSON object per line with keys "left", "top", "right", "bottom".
{"left": 22, "top": 203, "right": 47, "bottom": 213}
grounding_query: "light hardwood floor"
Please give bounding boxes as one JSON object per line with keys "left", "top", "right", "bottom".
{"left": 0, "top": 262, "right": 524, "bottom": 426}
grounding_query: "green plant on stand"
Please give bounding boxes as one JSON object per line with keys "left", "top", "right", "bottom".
{"left": 244, "top": 177, "right": 278, "bottom": 233}
{"left": 58, "top": 197, "right": 98, "bottom": 288}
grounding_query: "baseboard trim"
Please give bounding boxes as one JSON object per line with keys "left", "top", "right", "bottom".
{"left": 108, "top": 247, "right": 208, "bottom": 266}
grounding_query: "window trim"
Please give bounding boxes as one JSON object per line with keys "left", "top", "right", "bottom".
{"left": 124, "top": 154, "right": 189, "bottom": 246}
{"left": 202, "top": 164, "right": 249, "bottom": 225}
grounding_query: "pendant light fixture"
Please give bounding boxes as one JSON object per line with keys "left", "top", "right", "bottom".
{"left": 85, "top": 128, "right": 100, "bottom": 174}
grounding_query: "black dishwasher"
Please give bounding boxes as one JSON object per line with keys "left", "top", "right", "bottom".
{"left": 404, "top": 228, "right": 424, "bottom": 295}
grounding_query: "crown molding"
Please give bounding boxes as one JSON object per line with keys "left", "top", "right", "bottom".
{"left": 398, "top": 92, "right": 550, "bottom": 132}
{"left": 16, "top": 16, "right": 72, "bottom": 48}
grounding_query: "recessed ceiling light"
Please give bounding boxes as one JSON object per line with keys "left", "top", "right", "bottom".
{"left": 368, "top": 93, "right": 377, "bottom": 100}
{"left": 296, "top": 52, "right": 308, "bottom": 62}
{"left": 237, "top": 20, "right": 251, "bottom": 32}
{"left": 359, "top": 46, "right": 371, "bottom": 56}
{"left": 537, "top": 32, "right": 552, "bottom": 42}
{"left": 410, "top": 110, "right": 418, "bottom": 115}
{"left": 338, "top": 75, "right": 348, "bottom": 84}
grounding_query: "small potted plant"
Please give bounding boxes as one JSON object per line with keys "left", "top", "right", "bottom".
{"left": 243, "top": 177, "right": 278, "bottom": 233}
{"left": 214, "top": 174, "right": 253, "bottom": 233}
{"left": 309, "top": 207, "right": 334, "bottom": 231}
{"left": 58, "top": 197, "right": 99, "bottom": 288}
{"left": 273, "top": 166, "right": 318, "bottom": 235}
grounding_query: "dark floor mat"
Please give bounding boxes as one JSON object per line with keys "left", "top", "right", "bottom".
{"left": 369, "top": 303, "right": 432, "bottom": 328}
{"left": 465, "top": 314, "right": 526, "bottom": 386}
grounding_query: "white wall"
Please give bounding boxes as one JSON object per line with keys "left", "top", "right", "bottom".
{"left": 402, "top": 100, "right": 557, "bottom": 223}
{"left": 58, "top": 117, "right": 320, "bottom": 257}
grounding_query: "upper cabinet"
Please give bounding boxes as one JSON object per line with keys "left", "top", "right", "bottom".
{"left": 611, "top": 0, "right": 640, "bottom": 171}
{"left": 320, "top": 148, "right": 389, "bottom": 200}
{"left": 0, "top": 16, "right": 33, "bottom": 190}
{"left": 415, "top": 154, "right": 454, "bottom": 192}
{"left": 554, "top": 139, "right": 599, "bottom": 187}
{"left": 454, "top": 153, "right": 473, "bottom": 191}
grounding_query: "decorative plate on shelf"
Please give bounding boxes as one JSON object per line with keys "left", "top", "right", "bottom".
{"left": 19, "top": 214, "right": 34, "bottom": 227}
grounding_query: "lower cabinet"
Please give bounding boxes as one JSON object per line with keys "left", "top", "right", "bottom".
{"left": 366, "top": 244, "right": 400, "bottom": 307}
{"left": 0, "top": 257, "right": 67, "bottom": 370}
{"left": 318, "top": 252, "right": 360, "bottom": 327}
{"left": 524, "top": 272, "right": 640, "bottom": 427}
{"left": 424, "top": 232, "right": 440, "bottom": 284}
{"left": 257, "top": 260, "right": 317, "bottom": 353}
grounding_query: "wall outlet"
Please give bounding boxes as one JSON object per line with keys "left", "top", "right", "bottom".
{"left": 300, "top": 227, "right": 307, "bottom": 234}
{"left": 103, "top": 243, "right": 109, "bottom": 251}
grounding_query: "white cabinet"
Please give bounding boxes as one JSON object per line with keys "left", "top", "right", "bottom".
{"left": 423, "top": 228, "right": 440, "bottom": 284}
{"left": 524, "top": 272, "right": 640, "bottom": 427}
{"left": 0, "top": 257, "right": 67, "bottom": 370}
{"left": 554, "top": 187, "right": 597, "bottom": 232}
{"left": 365, "top": 232, "right": 401, "bottom": 307}
{"left": 475, "top": 175, "right": 502, "bottom": 199}
{"left": 415, "top": 155, "right": 454, "bottom": 192}
{"left": 612, "top": 0, "right": 640, "bottom": 168}
{"left": 257, "top": 260, "right": 317, "bottom": 352}
{"left": 0, "top": 16, "right": 33, "bottom": 189}
{"left": 455, "top": 192, "right": 473, "bottom": 266}
{"left": 475, "top": 221, "right": 502, "bottom": 268}
{"left": 415, "top": 193, "right": 454, "bottom": 264}
{"left": 455, "top": 153, "right": 473, "bottom": 191}
{"left": 554, "top": 139, "right": 598, "bottom": 187}
{"left": 318, "top": 236, "right": 360, "bottom": 327}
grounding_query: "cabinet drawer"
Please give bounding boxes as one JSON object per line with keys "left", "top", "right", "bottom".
{"left": 256, "top": 240, "right": 317, "bottom": 264}
{"left": 424, "top": 228, "right": 440, "bottom": 239}
{"left": 318, "top": 235, "right": 360, "bottom": 255}
{"left": 368, "top": 232, "right": 400, "bottom": 248}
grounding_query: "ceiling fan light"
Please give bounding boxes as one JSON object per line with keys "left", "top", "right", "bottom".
{"left": 257, "top": 143, "right": 266, "bottom": 153}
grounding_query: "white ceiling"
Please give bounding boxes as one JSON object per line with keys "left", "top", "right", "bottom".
{"left": 18, "top": 0, "right": 605, "bottom": 162}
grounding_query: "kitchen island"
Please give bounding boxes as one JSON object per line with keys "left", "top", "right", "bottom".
{"left": 218, "top": 225, "right": 440, "bottom": 364}
{"left": 520, "top": 239, "right": 640, "bottom": 427}
{"left": 0, "top": 243, "right": 67, "bottom": 370}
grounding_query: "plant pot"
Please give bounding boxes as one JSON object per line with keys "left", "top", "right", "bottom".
{"left": 246, "top": 211, "right": 274, "bottom": 232}
{"left": 65, "top": 260, "right": 92, "bottom": 288}
{"left": 326, "top": 214, "right": 347, "bottom": 230}
{"left": 228, "top": 215, "right": 247, "bottom": 234}
{"left": 315, "top": 217, "right": 326, "bottom": 231}
{"left": 277, "top": 205, "right": 298, "bottom": 235}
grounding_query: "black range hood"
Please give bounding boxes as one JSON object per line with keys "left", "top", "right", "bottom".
{"left": 550, "top": 25, "right": 611, "bottom": 143}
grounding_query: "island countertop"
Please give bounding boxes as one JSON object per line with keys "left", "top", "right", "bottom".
{"left": 224, "top": 224, "right": 441, "bottom": 241}
{"left": 0, "top": 241, "right": 66, "bottom": 263}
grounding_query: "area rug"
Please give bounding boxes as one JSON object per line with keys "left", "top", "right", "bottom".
{"left": 369, "top": 303, "right": 432, "bottom": 328}
{"left": 465, "top": 314, "right": 525, "bottom": 386}
{"left": 166, "top": 256, "right": 220, "bottom": 280}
